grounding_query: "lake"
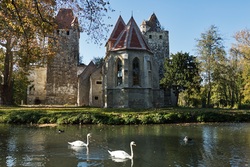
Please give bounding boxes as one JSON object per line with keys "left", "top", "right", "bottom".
{"left": 0, "top": 123, "right": 250, "bottom": 167}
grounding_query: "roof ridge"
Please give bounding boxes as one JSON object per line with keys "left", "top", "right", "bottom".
{"left": 111, "top": 16, "right": 151, "bottom": 52}
{"left": 108, "top": 15, "right": 126, "bottom": 40}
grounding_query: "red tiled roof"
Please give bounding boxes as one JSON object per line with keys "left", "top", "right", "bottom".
{"left": 106, "top": 16, "right": 126, "bottom": 48}
{"left": 111, "top": 17, "right": 151, "bottom": 52}
{"left": 55, "top": 8, "right": 78, "bottom": 29}
{"left": 109, "top": 16, "right": 126, "bottom": 40}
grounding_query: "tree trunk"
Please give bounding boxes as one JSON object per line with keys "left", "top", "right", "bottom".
{"left": 2, "top": 39, "right": 14, "bottom": 105}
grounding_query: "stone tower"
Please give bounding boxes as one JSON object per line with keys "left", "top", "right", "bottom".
{"left": 140, "top": 13, "right": 169, "bottom": 79}
{"left": 104, "top": 16, "right": 164, "bottom": 108}
{"left": 46, "top": 8, "right": 79, "bottom": 104}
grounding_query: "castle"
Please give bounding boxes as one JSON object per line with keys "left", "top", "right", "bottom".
{"left": 27, "top": 9, "right": 173, "bottom": 108}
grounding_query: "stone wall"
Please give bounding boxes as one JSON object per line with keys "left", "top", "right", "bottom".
{"left": 46, "top": 29, "right": 79, "bottom": 105}
{"left": 89, "top": 67, "right": 103, "bottom": 107}
{"left": 143, "top": 30, "right": 169, "bottom": 79}
{"left": 77, "top": 62, "right": 96, "bottom": 106}
{"left": 104, "top": 49, "right": 162, "bottom": 108}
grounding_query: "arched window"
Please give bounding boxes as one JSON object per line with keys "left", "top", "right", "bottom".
{"left": 116, "top": 58, "right": 122, "bottom": 86}
{"left": 133, "top": 58, "right": 140, "bottom": 85}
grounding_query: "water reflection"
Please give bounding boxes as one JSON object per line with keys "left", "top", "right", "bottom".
{"left": 0, "top": 124, "right": 250, "bottom": 167}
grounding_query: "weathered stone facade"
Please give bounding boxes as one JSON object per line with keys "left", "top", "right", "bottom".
{"left": 141, "top": 13, "right": 172, "bottom": 106}
{"left": 45, "top": 9, "right": 79, "bottom": 105}
{"left": 77, "top": 61, "right": 96, "bottom": 106}
{"left": 27, "top": 11, "right": 172, "bottom": 108}
{"left": 103, "top": 16, "right": 165, "bottom": 108}
{"left": 140, "top": 13, "right": 169, "bottom": 79}
{"left": 89, "top": 67, "right": 103, "bottom": 107}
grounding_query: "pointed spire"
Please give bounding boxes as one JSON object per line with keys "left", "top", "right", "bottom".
{"left": 108, "top": 15, "right": 126, "bottom": 41}
{"left": 111, "top": 16, "right": 151, "bottom": 52}
{"left": 106, "top": 16, "right": 126, "bottom": 49}
{"left": 147, "top": 13, "right": 161, "bottom": 32}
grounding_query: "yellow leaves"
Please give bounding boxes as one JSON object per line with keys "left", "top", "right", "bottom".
{"left": 234, "top": 29, "right": 250, "bottom": 60}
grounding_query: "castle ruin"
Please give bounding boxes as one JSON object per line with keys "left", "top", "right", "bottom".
{"left": 27, "top": 9, "right": 172, "bottom": 108}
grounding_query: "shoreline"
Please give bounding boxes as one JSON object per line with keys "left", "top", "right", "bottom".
{"left": 0, "top": 107, "right": 250, "bottom": 125}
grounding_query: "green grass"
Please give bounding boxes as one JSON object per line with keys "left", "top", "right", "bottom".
{"left": 0, "top": 106, "right": 250, "bottom": 125}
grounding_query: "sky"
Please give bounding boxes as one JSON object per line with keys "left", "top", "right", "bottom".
{"left": 79, "top": 0, "right": 250, "bottom": 64}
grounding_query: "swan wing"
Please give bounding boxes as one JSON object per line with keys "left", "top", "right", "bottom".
{"left": 68, "top": 140, "right": 87, "bottom": 147}
{"left": 108, "top": 150, "right": 130, "bottom": 159}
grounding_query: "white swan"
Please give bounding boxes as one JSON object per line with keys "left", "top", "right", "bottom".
{"left": 108, "top": 141, "right": 136, "bottom": 159}
{"left": 68, "top": 133, "right": 91, "bottom": 147}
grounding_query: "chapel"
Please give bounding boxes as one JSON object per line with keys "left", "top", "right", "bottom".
{"left": 27, "top": 9, "right": 172, "bottom": 108}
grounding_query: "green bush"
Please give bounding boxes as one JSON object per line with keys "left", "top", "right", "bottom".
{"left": 79, "top": 114, "right": 92, "bottom": 124}
{"left": 164, "top": 112, "right": 179, "bottom": 123}
{"left": 138, "top": 114, "right": 153, "bottom": 124}
{"left": 1, "top": 107, "right": 250, "bottom": 125}
{"left": 152, "top": 113, "right": 165, "bottom": 124}
{"left": 57, "top": 116, "right": 69, "bottom": 124}
{"left": 123, "top": 114, "right": 139, "bottom": 124}
{"left": 4, "top": 111, "right": 44, "bottom": 124}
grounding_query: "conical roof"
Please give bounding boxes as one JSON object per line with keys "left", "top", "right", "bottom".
{"left": 108, "top": 15, "right": 126, "bottom": 41}
{"left": 111, "top": 17, "right": 151, "bottom": 52}
{"left": 106, "top": 16, "right": 126, "bottom": 48}
{"left": 146, "top": 13, "right": 161, "bottom": 32}
{"left": 55, "top": 8, "right": 78, "bottom": 29}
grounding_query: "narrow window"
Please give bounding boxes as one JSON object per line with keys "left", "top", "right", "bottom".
{"left": 147, "top": 61, "right": 151, "bottom": 71}
{"left": 67, "top": 30, "right": 70, "bottom": 35}
{"left": 95, "top": 96, "right": 98, "bottom": 100}
{"left": 96, "top": 81, "right": 102, "bottom": 84}
{"left": 149, "top": 35, "right": 152, "bottom": 39}
{"left": 116, "top": 58, "right": 122, "bottom": 86}
{"left": 159, "top": 35, "right": 162, "bottom": 39}
{"left": 133, "top": 58, "right": 140, "bottom": 85}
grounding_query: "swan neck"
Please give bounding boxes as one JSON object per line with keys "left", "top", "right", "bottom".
{"left": 86, "top": 135, "right": 89, "bottom": 146}
{"left": 130, "top": 143, "right": 133, "bottom": 159}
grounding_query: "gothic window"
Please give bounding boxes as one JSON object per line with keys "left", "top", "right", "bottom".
{"left": 147, "top": 61, "right": 152, "bottom": 86}
{"left": 116, "top": 58, "right": 122, "bottom": 86}
{"left": 147, "top": 61, "right": 151, "bottom": 71}
{"left": 133, "top": 58, "right": 140, "bottom": 86}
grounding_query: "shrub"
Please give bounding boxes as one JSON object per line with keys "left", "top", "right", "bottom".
{"left": 5, "top": 111, "right": 44, "bottom": 124}
{"left": 138, "top": 114, "right": 153, "bottom": 124}
{"left": 152, "top": 113, "right": 165, "bottom": 124}
{"left": 79, "top": 114, "right": 92, "bottom": 124}
{"left": 123, "top": 114, "right": 139, "bottom": 124}
{"left": 57, "top": 116, "right": 69, "bottom": 124}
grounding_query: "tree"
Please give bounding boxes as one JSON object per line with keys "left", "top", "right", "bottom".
{"left": 196, "top": 25, "right": 226, "bottom": 107}
{"left": 233, "top": 29, "right": 250, "bottom": 105}
{"left": 0, "top": 0, "right": 113, "bottom": 105}
{"left": 161, "top": 52, "right": 201, "bottom": 106}
{"left": 92, "top": 56, "right": 104, "bottom": 67}
{"left": 234, "top": 29, "right": 250, "bottom": 60}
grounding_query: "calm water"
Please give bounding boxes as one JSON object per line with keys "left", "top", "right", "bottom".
{"left": 0, "top": 123, "right": 250, "bottom": 167}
